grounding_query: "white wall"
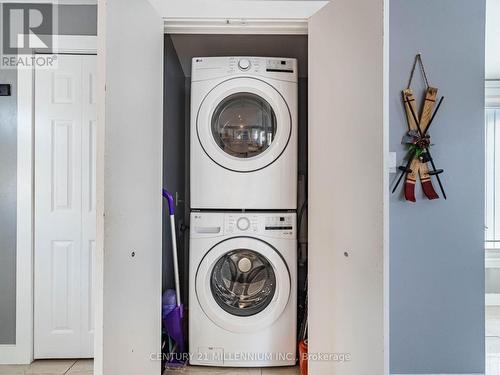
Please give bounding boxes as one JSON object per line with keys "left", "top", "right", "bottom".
{"left": 487, "top": 0, "right": 500, "bottom": 79}
{"left": 96, "top": 0, "right": 163, "bottom": 374}
{"left": 308, "top": 0, "right": 386, "bottom": 374}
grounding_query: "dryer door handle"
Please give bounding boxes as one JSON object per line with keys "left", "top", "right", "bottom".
{"left": 194, "top": 226, "right": 221, "bottom": 234}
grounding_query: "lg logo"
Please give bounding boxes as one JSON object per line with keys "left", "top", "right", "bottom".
{"left": 1, "top": 2, "right": 55, "bottom": 55}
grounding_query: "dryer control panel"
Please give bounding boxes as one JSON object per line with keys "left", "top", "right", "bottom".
{"left": 228, "top": 57, "right": 296, "bottom": 75}
{"left": 191, "top": 56, "right": 298, "bottom": 83}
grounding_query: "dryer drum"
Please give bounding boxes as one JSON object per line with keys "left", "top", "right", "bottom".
{"left": 210, "top": 249, "right": 276, "bottom": 317}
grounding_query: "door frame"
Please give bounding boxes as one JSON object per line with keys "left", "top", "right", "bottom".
{"left": 1, "top": 35, "right": 97, "bottom": 365}
{"left": 486, "top": 80, "right": 500, "bottom": 108}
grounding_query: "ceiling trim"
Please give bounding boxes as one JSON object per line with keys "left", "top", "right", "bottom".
{"left": 150, "top": 0, "right": 329, "bottom": 20}
{"left": 3, "top": 0, "right": 97, "bottom": 3}
{"left": 164, "top": 18, "right": 308, "bottom": 35}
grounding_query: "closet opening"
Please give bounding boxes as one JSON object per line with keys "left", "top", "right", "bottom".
{"left": 162, "top": 33, "right": 309, "bottom": 370}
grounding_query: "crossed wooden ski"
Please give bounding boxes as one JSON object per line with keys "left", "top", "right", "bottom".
{"left": 392, "top": 88, "right": 446, "bottom": 200}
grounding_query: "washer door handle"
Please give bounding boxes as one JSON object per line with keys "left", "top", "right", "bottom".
{"left": 272, "top": 284, "right": 279, "bottom": 302}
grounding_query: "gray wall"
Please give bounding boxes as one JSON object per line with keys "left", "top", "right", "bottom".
{"left": 0, "top": 50, "right": 18, "bottom": 346}
{"left": 0, "top": 4, "right": 97, "bottom": 345}
{"left": 389, "top": 0, "right": 485, "bottom": 373}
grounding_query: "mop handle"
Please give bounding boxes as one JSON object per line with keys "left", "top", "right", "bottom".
{"left": 162, "top": 189, "right": 182, "bottom": 307}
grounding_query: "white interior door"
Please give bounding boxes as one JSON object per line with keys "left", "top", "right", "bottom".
{"left": 308, "top": 0, "right": 386, "bottom": 374}
{"left": 34, "top": 54, "right": 97, "bottom": 359}
{"left": 95, "top": 0, "right": 164, "bottom": 374}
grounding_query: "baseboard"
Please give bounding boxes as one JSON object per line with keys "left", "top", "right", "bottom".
{"left": 0, "top": 345, "right": 32, "bottom": 365}
{"left": 391, "top": 373, "right": 484, "bottom": 375}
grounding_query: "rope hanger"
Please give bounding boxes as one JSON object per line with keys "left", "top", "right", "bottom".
{"left": 407, "top": 53, "right": 430, "bottom": 90}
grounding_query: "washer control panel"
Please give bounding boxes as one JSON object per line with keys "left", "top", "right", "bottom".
{"left": 236, "top": 217, "right": 251, "bottom": 231}
{"left": 226, "top": 214, "right": 259, "bottom": 233}
{"left": 225, "top": 212, "right": 295, "bottom": 238}
{"left": 238, "top": 58, "right": 251, "bottom": 71}
{"left": 264, "top": 215, "right": 293, "bottom": 231}
{"left": 191, "top": 212, "right": 296, "bottom": 239}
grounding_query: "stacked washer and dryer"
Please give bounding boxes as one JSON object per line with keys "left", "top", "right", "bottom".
{"left": 189, "top": 56, "right": 298, "bottom": 367}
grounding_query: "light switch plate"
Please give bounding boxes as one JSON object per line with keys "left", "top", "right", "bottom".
{"left": 0, "top": 84, "right": 11, "bottom": 96}
{"left": 389, "top": 152, "right": 397, "bottom": 173}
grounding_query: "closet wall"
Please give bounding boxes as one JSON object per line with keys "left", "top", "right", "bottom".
{"left": 163, "top": 35, "right": 187, "bottom": 297}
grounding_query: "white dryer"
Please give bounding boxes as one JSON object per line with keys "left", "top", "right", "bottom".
{"left": 189, "top": 212, "right": 297, "bottom": 367}
{"left": 190, "top": 56, "right": 298, "bottom": 210}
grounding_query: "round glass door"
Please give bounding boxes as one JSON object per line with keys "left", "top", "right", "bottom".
{"left": 196, "top": 77, "right": 292, "bottom": 173}
{"left": 211, "top": 249, "right": 276, "bottom": 317}
{"left": 211, "top": 93, "right": 277, "bottom": 159}
{"left": 196, "top": 237, "right": 291, "bottom": 333}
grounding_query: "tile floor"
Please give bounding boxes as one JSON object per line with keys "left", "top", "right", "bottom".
{"left": 0, "top": 359, "right": 93, "bottom": 375}
{"left": 0, "top": 360, "right": 299, "bottom": 375}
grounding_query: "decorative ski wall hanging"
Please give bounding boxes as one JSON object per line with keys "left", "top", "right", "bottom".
{"left": 392, "top": 54, "right": 446, "bottom": 201}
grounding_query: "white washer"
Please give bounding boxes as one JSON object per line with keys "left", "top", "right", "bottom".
{"left": 190, "top": 56, "right": 298, "bottom": 210}
{"left": 189, "top": 212, "right": 297, "bottom": 367}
